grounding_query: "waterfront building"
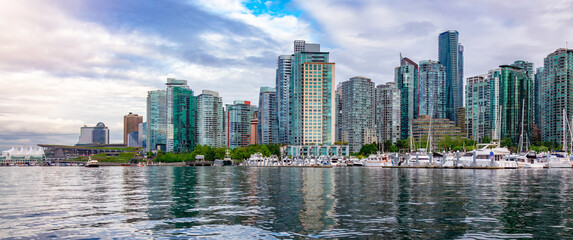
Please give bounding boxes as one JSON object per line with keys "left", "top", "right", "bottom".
{"left": 395, "top": 56, "right": 419, "bottom": 139}
{"left": 457, "top": 107, "right": 465, "bottom": 130}
{"left": 488, "top": 68, "right": 502, "bottom": 141}
{"left": 438, "top": 30, "right": 464, "bottom": 124}
{"left": 419, "top": 60, "right": 446, "bottom": 119}
{"left": 146, "top": 78, "right": 195, "bottom": 152}
{"left": 499, "top": 64, "right": 532, "bottom": 146}
{"left": 138, "top": 122, "right": 147, "bottom": 149}
{"left": 258, "top": 87, "right": 278, "bottom": 145}
{"left": 226, "top": 100, "right": 256, "bottom": 148}
{"left": 276, "top": 55, "right": 292, "bottom": 144}
{"left": 195, "top": 90, "right": 225, "bottom": 148}
{"left": 375, "top": 82, "right": 401, "bottom": 144}
{"left": 411, "top": 115, "right": 466, "bottom": 151}
{"left": 335, "top": 84, "right": 343, "bottom": 143}
{"left": 78, "top": 122, "right": 109, "bottom": 145}
{"left": 534, "top": 67, "right": 544, "bottom": 132}
{"left": 341, "top": 76, "right": 375, "bottom": 152}
{"left": 465, "top": 74, "right": 491, "bottom": 142}
{"left": 541, "top": 48, "right": 573, "bottom": 144}
{"left": 289, "top": 41, "right": 335, "bottom": 145}
{"left": 250, "top": 117, "right": 259, "bottom": 145}
{"left": 0, "top": 146, "right": 45, "bottom": 164}
{"left": 124, "top": 112, "right": 143, "bottom": 147}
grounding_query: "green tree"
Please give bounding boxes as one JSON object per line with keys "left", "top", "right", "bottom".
{"left": 359, "top": 143, "right": 378, "bottom": 156}
{"left": 481, "top": 136, "right": 491, "bottom": 144}
{"left": 214, "top": 147, "right": 226, "bottom": 159}
{"left": 384, "top": 140, "right": 392, "bottom": 152}
{"left": 388, "top": 145, "right": 399, "bottom": 152}
{"left": 500, "top": 137, "right": 513, "bottom": 148}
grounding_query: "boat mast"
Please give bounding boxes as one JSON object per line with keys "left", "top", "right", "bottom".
{"left": 563, "top": 108, "right": 567, "bottom": 152}
{"left": 427, "top": 116, "right": 432, "bottom": 154}
{"left": 519, "top": 99, "right": 525, "bottom": 153}
{"left": 410, "top": 121, "right": 415, "bottom": 152}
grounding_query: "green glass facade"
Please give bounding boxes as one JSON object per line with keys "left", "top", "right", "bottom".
{"left": 170, "top": 86, "right": 195, "bottom": 152}
{"left": 541, "top": 48, "right": 573, "bottom": 145}
{"left": 465, "top": 75, "right": 491, "bottom": 142}
{"left": 395, "top": 57, "right": 419, "bottom": 140}
{"left": 499, "top": 65, "right": 532, "bottom": 146}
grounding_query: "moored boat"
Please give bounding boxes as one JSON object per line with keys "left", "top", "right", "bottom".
{"left": 85, "top": 157, "right": 99, "bottom": 167}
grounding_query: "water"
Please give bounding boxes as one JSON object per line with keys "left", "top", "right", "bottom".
{"left": 1, "top": 167, "right": 573, "bottom": 239}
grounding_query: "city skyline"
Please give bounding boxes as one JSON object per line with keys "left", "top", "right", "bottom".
{"left": 1, "top": 0, "right": 573, "bottom": 149}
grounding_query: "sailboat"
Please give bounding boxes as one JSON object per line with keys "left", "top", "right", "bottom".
{"left": 515, "top": 99, "right": 543, "bottom": 168}
{"left": 405, "top": 120, "right": 430, "bottom": 166}
{"left": 546, "top": 109, "right": 573, "bottom": 168}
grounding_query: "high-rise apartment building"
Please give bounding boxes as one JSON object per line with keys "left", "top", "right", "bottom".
{"left": 395, "top": 56, "right": 419, "bottom": 140}
{"left": 465, "top": 75, "right": 491, "bottom": 142}
{"left": 146, "top": 78, "right": 195, "bottom": 152}
{"left": 289, "top": 41, "right": 335, "bottom": 145}
{"left": 124, "top": 112, "right": 143, "bottom": 147}
{"left": 499, "top": 64, "right": 532, "bottom": 146}
{"left": 541, "top": 48, "right": 573, "bottom": 145}
{"left": 534, "top": 67, "right": 544, "bottom": 134}
{"left": 419, "top": 60, "right": 446, "bottom": 119}
{"left": 195, "top": 90, "right": 225, "bottom": 148}
{"left": 335, "top": 83, "right": 342, "bottom": 143}
{"left": 375, "top": 82, "right": 401, "bottom": 145}
{"left": 488, "top": 68, "right": 502, "bottom": 141}
{"left": 341, "top": 76, "right": 375, "bottom": 152}
{"left": 258, "top": 87, "right": 278, "bottom": 145}
{"left": 226, "top": 100, "right": 256, "bottom": 148}
{"left": 438, "top": 30, "right": 464, "bottom": 124}
{"left": 276, "top": 55, "right": 292, "bottom": 144}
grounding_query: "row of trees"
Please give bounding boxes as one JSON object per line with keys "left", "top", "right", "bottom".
{"left": 149, "top": 144, "right": 282, "bottom": 162}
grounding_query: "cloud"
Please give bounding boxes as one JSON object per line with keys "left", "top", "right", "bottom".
{"left": 0, "top": 0, "right": 313, "bottom": 149}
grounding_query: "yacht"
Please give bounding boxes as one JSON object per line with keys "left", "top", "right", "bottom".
{"left": 349, "top": 156, "right": 363, "bottom": 166}
{"left": 364, "top": 152, "right": 393, "bottom": 167}
{"left": 85, "top": 156, "right": 99, "bottom": 167}
{"left": 330, "top": 156, "right": 345, "bottom": 167}
{"left": 404, "top": 151, "right": 431, "bottom": 167}
{"left": 546, "top": 151, "right": 572, "bottom": 168}
{"left": 457, "top": 143, "right": 516, "bottom": 168}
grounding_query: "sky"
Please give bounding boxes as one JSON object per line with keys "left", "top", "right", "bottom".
{"left": 1, "top": 0, "right": 572, "bottom": 149}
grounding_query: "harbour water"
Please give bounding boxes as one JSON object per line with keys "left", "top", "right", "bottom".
{"left": 1, "top": 167, "right": 573, "bottom": 239}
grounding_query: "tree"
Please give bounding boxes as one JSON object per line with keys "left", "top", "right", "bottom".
{"left": 500, "top": 137, "right": 513, "bottom": 148}
{"left": 384, "top": 140, "right": 392, "bottom": 152}
{"left": 481, "top": 136, "right": 491, "bottom": 144}
{"left": 359, "top": 143, "right": 378, "bottom": 156}
{"left": 388, "top": 145, "right": 399, "bottom": 152}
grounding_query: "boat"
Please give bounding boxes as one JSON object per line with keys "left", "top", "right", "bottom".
{"left": 85, "top": 157, "right": 99, "bottom": 167}
{"left": 330, "top": 156, "right": 345, "bottom": 167}
{"left": 364, "top": 152, "right": 393, "bottom": 167}
{"left": 455, "top": 143, "right": 516, "bottom": 168}
{"left": 546, "top": 151, "right": 572, "bottom": 168}
{"left": 350, "top": 156, "right": 363, "bottom": 166}
{"left": 404, "top": 150, "right": 431, "bottom": 166}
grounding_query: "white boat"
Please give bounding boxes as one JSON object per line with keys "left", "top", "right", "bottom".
{"left": 85, "top": 157, "right": 99, "bottom": 167}
{"left": 456, "top": 143, "right": 516, "bottom": 168}
{"left": 404, "top": 151, "right": 431, "bottom": 166}
{"left": 546, "top": 151, "right": 572, "bottom": 168}
{"left": 364, "top": 152, "right": 393, "bottom": 167}
{"left": 350, "top": 157, "right": 363, "bottom": 166}
{"left": 330, "top": 156, "right": 345, "bottom": 167}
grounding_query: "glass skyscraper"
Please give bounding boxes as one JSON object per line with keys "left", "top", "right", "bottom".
{"left": 258, "top": 87, "right": 278, "bottom": 145}
{"left": 499, "top": 65, "right": 532, "bottom": 146}
{"left": 289, "top": 41, "right": 335, "bottom": 145}
{"left": 375, "top": 82, "right": 401, "bottom": 145}
{"left": 465, "top": 74, "right": 491, "bottom": 142}
{"left": 226, "top": 100, "right": 256, "bottom": 148}
{"left": 395, "top": 56, "right": 419, "bottom": 140}
{"left": 541, "top": 48, "right": 573, "bottom": 145}
{"left": 146, "top": 78, "right": 195, "bottom": 153}
{"left": 195, "top": 90, "right": 225, "bottom": 148}
{"left": 341, "top": 76, "right": 375, "bottom": 153}
{"left": 419, "top": 60, "right": 446, "bottom": 119}
{"left": 276, "top": 55, "right": 292, "bottom": 144}
{"left": 438, "top": 30, "right": 464, "bottom": 124}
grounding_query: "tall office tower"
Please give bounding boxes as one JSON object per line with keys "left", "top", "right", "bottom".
{"left": 375, "top": 82, "right": 401, "bottom": 145}
{"left": 465, "top": 75, "right": 491, "bottom": 142}
{"left": 488, "top": 68, "right": 502, "bottom": 141}
{"left": 289, "top": 41, "right": 335, "bottom": 145}
{"left": 138, "top": 122, "right": 147, "bottom": 149}
{"left": 341, "top": 76, "right": 375, "bottom": 152}
{"left": 196, "top": 90, "right": 225, "bottom": 148}
{"left": 276, "top": 55, "right": 292, "bottom": 144}
{"left": 124, "top": 112, "right": 143, "bottom": 147}
{"left": 395, "top": 56, "right": 419, "bottom": 140}
{"left": 147, "top": 90, "right": 167, "bottom": 151}
{"left": 534, "top": 67, "right": 544, "bottom": 132}
{"left": 258, "top": 87, "right": 278, "bottom": 145}
{"left": 419, "top": 60, "right": 446, "bottom": 119}
{"left": 499, "top": 64, "right": 532, "bottom": 146}
{"left": 226, "top": 100, "right": 256, "bottom": 148}
{"left": 78, "top": 122, "right": 110, "bottom": 145}
{"left": 146, "top": 78, "right": 195, "bottom": 152}
{"left": 439, "top": 30, "right": 464, "bottom": 124}
{"left": 335, "top": 83, "right": 343, "bottom": 143}
{"left": 541, "top": 48, "right": 573, "bottom": 145}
